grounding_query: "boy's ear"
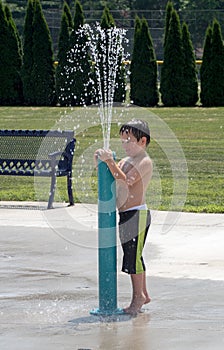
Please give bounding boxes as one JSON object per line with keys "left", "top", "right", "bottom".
{"left": 141, "top": 136, "right": 147, "bottom": 145}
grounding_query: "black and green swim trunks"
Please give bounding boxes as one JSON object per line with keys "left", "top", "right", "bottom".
{"left": 118, "top": 209, "right": 151, "bottom": 275}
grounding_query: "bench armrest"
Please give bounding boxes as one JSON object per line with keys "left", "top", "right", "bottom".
{"left": 48, "top": 151, "right": 62, "bottom": 158}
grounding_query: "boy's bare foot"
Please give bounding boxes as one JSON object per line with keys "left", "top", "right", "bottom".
{"left": 144, "top": 295, "right": 151, "bottom": 304}
{"left": 123, "top": 294, "right": 146, "bottom": 315}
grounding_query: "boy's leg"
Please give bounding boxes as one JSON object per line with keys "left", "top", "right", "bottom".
{"left": 143, "top": 271, "right": 151, "bottom": 304}
{"left": 124, "top": 273, "right": 146, "bottom": 314}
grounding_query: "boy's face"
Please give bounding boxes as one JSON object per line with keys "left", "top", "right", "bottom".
{"left": 120, "top": 131, "right": 146, "bottom": 157}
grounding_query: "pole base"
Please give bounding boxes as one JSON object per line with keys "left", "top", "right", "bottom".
{"left": 90, "top": 307, "right": 124, "bottom": 316}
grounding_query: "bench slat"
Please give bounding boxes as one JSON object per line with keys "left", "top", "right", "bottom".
{"left": 0, "top": 130, "right": 76, "bottom": 209}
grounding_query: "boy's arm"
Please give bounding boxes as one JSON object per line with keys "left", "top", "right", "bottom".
{"left": 105, "top": 158, "right": 127, "bottom": 181}
{"left": 94, "top": 149, "right": 126, "bottom": 181}
{"left": 95, "top": 149, "right": 152, "bottom": 185}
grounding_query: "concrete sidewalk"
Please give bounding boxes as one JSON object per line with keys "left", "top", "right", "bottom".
{"left": 0, "top": 202, "right": 224, "bottom": 350}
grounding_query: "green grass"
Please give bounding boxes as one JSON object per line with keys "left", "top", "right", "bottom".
{"left": 0, "top": 106, "right": 223, "bottom": 213}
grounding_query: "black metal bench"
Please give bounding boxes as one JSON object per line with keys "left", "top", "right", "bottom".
{"left": 0, "top": 130, "right": 76, "bottom": 209}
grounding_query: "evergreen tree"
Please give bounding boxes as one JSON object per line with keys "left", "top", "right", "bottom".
{"left": 100, "top": 6, "right": 115, "bottom": 29}
{"left": 113, "top": 54, "right": 126, "bottom": 103}
{"left": 200, "top": 25, "right": 213, "bottom": 106}
{"left": 21, "top": 0, "right": 35, "bottom": 105}
{"left": 66, "top": 0, "right": 92, "bottom": 106}
{"left": 160, "top": 9, "right": 184, "bottom": 106}
{"left": 63, "top": 0, "right": 73, "bottom": 29}
{"left": 5, "top": 5, "right": 23, "bottom": 104}
{"left": 130, "top": 15, "right": 141, "bottom": 103}
{"left": 96, "top": 7, "right": 109, "bottom": 104}
{"left": 0, "top": 1, "right": 23, "bottom": 105}
{"left": 105, "top": 8, "right": 127, "bottom": 103}
{"left": 164, "top": 1, "right": 173, "bottom": 46}
{"left": 97, "top": 6, "right": 115, "bottom": 105}
{"left": 109, "top": 8, "right": 126, "bottom": 103}
{"left": 0, "top": 1, "right": 11, "bottom": 105}
{"left": 130, "top": 17, "right": 159, "bottom": 106}
{"left": 93, "top": 6, "right": 126, "bottom": 105}
{"left": 55, "top": 2, "right": 72, "bottom": 106}
{"left": 73, "top": 0, "right": 84, "bottom": 29}
{"left": 5, "top": 5, "right": 22, "bottom": 58}
{"left": 209, "top": 19, "right": 224, "bottom": 106}
{"left": 181, "top": 22, "right": 198, "bottom": 106}
{"left": 31, "top": 0, "right": 55, "bottom": 105}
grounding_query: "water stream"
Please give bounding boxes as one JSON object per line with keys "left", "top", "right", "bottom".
{"left": 67, "top": 23, "right": 127, "bottom": 149}
{"left": 88, "top": 24, "right": 127, "bottom": 149}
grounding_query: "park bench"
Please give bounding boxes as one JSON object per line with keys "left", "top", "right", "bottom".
{"left": 0, "top": 129, "right": 76, "bottom": 209}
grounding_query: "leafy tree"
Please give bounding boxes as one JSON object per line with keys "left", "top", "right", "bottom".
{"left": 133, "top": 0, "right": 176, "bottom": 10}
{"left": 181, "top": 22, "right": 198, "bottom": 106}
{"left": 130, "top": 16, "right": 159, "bottom": 106}
{"left": 31, "top": 0, "right": 56, "bottom": 105}
{"left": 21, "top": 0, "right": 35, "bottom": 105}
{"left": 160, "top": 9, "right": 184, "bottom": 106}
{"left": 81, "top": 0, "right": 223, "bottom": 11}
{"left": 183, "top": 0, "right": 223, "bottom": 12}
{"left": 82, "top": 0, "right": 131, "bottom": 11}
{"left": 55, "top": 2, "right": 73, "bottom": 106}
{"left": 0, "top": 1, "right": 23, "bottom": 105}
{"left": 182, "top": 0, "right": 223, "bottom": 48}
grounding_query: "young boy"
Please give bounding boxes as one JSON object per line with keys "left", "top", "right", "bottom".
{"left": 95, "top": 119, "right": 152, "bottom": 314}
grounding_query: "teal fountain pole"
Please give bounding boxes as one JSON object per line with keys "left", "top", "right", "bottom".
{"left": 90, "top": 157, "right": 123, "bottom": 316}
{"left": 89, "top": 24, "right": 126, "bottom": 316}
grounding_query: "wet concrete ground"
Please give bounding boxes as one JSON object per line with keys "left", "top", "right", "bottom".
{"left": 0, "top": 202, "right": 224, "bottom": 350}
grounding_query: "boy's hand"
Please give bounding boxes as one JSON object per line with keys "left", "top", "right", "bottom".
{"left": 95, "top": 149, "right": 113, "bottom": 162}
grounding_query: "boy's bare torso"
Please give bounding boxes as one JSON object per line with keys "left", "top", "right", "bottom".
{"left": 117, "top": 152, "right": 152, "bottom": 212}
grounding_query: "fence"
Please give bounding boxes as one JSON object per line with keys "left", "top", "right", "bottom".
{"left": 11, "top": 8, "right": 224, "bottom": 59}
